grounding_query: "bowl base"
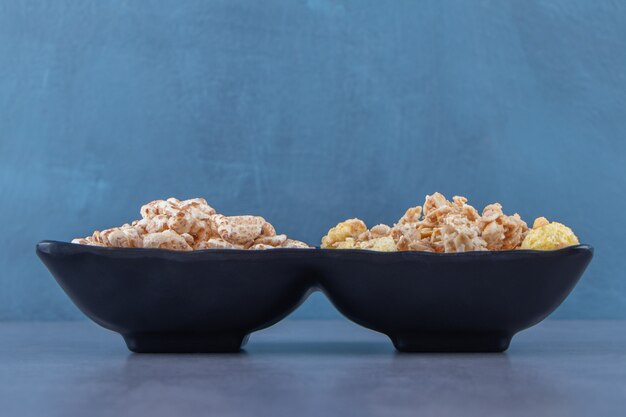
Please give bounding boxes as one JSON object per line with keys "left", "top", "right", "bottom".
{"left": 123, "top": 332, "right": 249, "bottom": 353}
{"left": 390, "top": 332, "right": 511, "bottom": 353}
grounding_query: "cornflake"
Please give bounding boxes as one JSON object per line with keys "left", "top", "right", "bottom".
{"left": 322, "top": 192, "right": 531, "bottom": 253}
{"left": 321, "top": 219, "right": 397, "bottom": 252}
{"left": 521, "top": 217, "right": 579, "bottom": 250}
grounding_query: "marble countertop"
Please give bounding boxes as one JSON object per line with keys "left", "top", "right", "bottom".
{"left": 1, "top": 320, "right": 625, "bottom": 417}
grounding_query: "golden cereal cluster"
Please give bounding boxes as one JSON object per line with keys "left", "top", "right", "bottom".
{"left": 72, "top": 198, "right": 311, "bottom": 251}
{"left": 322, "top": 192, "right": 578, "bottom": 253}
{"left": 521, "top": 217, "right": 579, "bottom": 250}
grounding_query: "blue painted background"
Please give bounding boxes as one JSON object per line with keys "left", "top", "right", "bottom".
{"left": 1, "top": 0, "right": 625, "bottom": 320}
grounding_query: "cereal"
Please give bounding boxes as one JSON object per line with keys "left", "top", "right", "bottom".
{"left": 72, "top": 195, "right": 579, "bottom": 253}
{"left": 145, "top": 215, "right": 169, "bottom": 234}
{"left": 321, "top": 219, "right": 368, "bottom": 249}
{"left": 213, "top": 215, "right": 267, "bottom": 246}
{"left": 358, "top": 236, "right": 397, "bottom": 252}
{"left": 249, "top": 243, "right": 276, "bottom": 250}
{"left": 441, "top": 214, "right": 486, "bottom": 252}
{"left": 254, "top": 234, "right": 288, "bottom": 247}
{"left": 521, "top": 217, "right": 579, "bottom": 250}
{"left": 335, "top": 239, "right": 358, "bottom": 249}
{"left": 321, "top": 192, "right": 572, "bottom": 253}
{"left": 391, "top": 193, "right": 467, "bottom": 252}
{"left": 321, "top": 219, "right": 397, "bottom": 252}
{"left": 398, "top": 207, "right": 422, "bottom": 225}
{"left": 282, "top": 239, "right": 313, "bottom": 249}
{"left": 73, "top": 198, "right": 311, "bottom": 251}
{"left": 261, "top": 222, "right": 276, "bottom": 238}
{"left": 143, "top": 230, "right": 193, "bottom": 251}
{"left": 396, "top": 235, "right": 434, "bottom": 252}
{"left": 370, "top": 224, "right": 392, "bottom": 238}
{"left": 71, "top": 237, "right": 104, "bottom": 246}
{"left": 195, "top": 239, "right": 244, "bottom": 250}
{"left": 479, "top": 203, "right": 528, "bottom": 250}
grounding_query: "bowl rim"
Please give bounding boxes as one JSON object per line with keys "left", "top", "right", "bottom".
{"left": 36, "top": 240, "right": 593, "bottom": 258}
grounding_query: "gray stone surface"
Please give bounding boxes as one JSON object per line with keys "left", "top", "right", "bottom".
{"left": 1, "top": 320, "right": 625, "bottom": 417}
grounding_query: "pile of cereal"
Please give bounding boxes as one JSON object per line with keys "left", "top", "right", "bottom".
{"left": 321, "top": 192, "right": 578, "bottom": 252}
{"left": 72, "top": 198, "right": 311, "bottom": 251}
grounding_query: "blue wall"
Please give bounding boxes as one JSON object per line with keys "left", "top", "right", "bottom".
{"left": 1, "top": 0, "right": 625, "bottom": 320}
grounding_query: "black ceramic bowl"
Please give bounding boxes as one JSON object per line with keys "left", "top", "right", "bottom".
{"left": 317, "top": 245, "right": 593, "bottom": 352}
{"left": 37, "top": 241, "right": 593, "bottom": 353}
{"left": 36, "top": 241, "right": 314, "bottom": 353}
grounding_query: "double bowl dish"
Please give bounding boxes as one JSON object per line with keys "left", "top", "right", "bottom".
{"left": 36, "top": 240, "right": 593, "bottom": 353}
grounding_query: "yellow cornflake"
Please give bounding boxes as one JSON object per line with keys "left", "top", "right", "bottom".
{"left": 521, "top": 218, "right": 579, "bottom": 250}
